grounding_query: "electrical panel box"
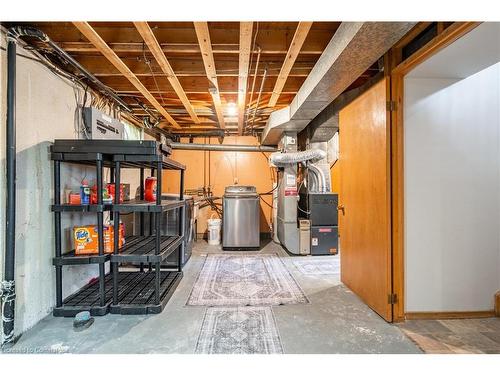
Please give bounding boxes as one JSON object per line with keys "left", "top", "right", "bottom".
{"left": 82, "top": 107, "right": 124, "bottom": 140}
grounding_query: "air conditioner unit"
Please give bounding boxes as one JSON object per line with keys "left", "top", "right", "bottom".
{"left": 82, "top": 107, "right": 124, "bottom": 140}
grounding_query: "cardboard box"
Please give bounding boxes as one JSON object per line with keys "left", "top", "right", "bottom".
{"left": 73, "top": 224, "right": 124, "bottom": 255}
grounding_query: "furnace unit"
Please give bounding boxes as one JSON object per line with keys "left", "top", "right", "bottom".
{"left": 299, "top": 192, "right": 339, "bottom": 255}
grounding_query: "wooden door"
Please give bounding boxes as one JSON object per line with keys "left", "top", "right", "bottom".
{"left": 339, "top": 78, "right": 393, "bottom": 321}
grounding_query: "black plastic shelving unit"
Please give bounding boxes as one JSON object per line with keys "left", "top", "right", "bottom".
{"left": 51, "top": 151, "right": 109, "bottom": 317}
{"left": 110, "top": 152, "right": 185, "bottom": 315}
{"left": 50, "top": 140, "right": 186, "bottom": 317}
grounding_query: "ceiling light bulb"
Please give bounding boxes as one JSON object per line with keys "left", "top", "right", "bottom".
{"left": 227, "top": 102, "right": 237, "bottom": 117}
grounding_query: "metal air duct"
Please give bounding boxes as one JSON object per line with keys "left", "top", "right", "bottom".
{"left": 261, "top": 22, "right": 416, "bottom": 145}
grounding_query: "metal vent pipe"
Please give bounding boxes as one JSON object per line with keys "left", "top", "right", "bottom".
{"left": 169, "top": 143, "right": 277, "bottom": 152}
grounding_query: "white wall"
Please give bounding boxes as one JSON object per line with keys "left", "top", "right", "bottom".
{"left": 0, "top": 38, "right": 100, "bottom": 336}
{"left": 498, "top": 68, "right": 500, "bottom": 296}
{"left": 404, "top": 63, "right": 500, "bottom": 312}
{"left": 0, "top": 37, "right": 152, "bottom": 337}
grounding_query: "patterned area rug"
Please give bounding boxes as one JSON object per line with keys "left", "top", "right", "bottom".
{"left": 195, "top": 307, "right": 284, "bottom": 354}
{"left": 187, "top": 254, "right": 309, "bottom": 306}
{"left": 293, "top": 256, "right": 341, "bottom": 275}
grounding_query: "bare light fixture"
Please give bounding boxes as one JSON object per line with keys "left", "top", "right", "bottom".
{"left": 226, "top": 102, "right": 237, "bottom": 117}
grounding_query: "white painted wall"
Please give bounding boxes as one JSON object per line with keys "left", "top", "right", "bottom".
{"left": 0, "top": 39, "right": 100, "bottom": 336}
{"left": 0, "top": 38, "right": 152, "bottom": 337}
{"left": 404, "top": 63, "right": 500, "bottom": 312}
{"left": 498, "top": 68, "right": 500, "bottom": 296}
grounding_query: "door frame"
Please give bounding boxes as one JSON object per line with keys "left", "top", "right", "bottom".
{"left": 387, "top": 22, "right": 481, "bottom": 322}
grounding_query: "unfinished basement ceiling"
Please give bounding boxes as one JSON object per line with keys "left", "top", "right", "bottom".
{"left": 1, "top": 21, "right": 384, "bottom": 135}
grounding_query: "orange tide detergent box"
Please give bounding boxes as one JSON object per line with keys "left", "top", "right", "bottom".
{"left": 73, "top": 224, "right": 125, "bottom": 255}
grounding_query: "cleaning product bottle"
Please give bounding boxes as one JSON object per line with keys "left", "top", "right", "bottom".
{"left": 80, "top": 179, "right": 90, "bottom": 205}
{"left": 145, "top": 177, "right": 157, "bottom": 202}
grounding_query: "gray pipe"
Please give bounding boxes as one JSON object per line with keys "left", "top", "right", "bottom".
{"left": 170, "top": 143, "right": 277, "bottom": 152}
{"left": 310, "top": 168, "right": 320, "bottom": 192}
{"left": 308, "top": 163, "right": 326, "bottom": 192}
{"left": 302, "top": 162, "right": 318, "bottom": 192}
{"left": 2, "top": 36, "right": 17, "bottom": 348}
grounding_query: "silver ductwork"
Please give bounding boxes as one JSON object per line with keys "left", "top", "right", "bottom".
{"left": 271, "top": 148, "right": 327, "bottom": 193}
{"left": 307, "top": 163, "right": 327, "bottom": 193}
{"left": 261, "top": 22, "right": 416, "bottom": 145}
{"left": 307, "top": 71, "right": 385, "bottom": 143}
{"left": 270, "top": 149, "right": 326, "bottom": 167}
{"left": 302, "top": 162, "right": 319, "bottom": 192}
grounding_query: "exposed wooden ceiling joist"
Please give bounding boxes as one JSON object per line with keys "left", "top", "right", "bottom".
{"left": 56, "top": 42, "right": 325, "bottom": 55}
{"left": 97, "top": 75, "right": 306, "bottom": 94}
{"left": 268, "top": 22, "right": 313, "bottom": 107}
{"left": 72, "top": 21, "right": 180, "bottom": 128}
{"left": 0, "top": 21, "right": 398, "bottom": 134}
{"left": 194, "top": 22, "right": 226, "bottom": 129}
{"left": 60, "top": 54, "right": 316, "bottom": 78}
{"left": 238, "top": 22, "right": 253, "bottom": 135}
{"left": 7, "top": 21, "right": 344, "bottom": 134}
{"left": 134, "top": 21, "right": 200, "bottom": 124}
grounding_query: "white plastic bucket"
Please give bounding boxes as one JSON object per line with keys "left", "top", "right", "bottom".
{"left": 207, "top": 214, "right": 222, "bottom": 245}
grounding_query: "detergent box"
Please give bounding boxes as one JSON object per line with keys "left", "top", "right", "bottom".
{"left": 73, "top": 224, "right": 124, "bottom": 255}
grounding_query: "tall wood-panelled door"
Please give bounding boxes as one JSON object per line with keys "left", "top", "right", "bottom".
{"left": 338, "top": 78, "right": 393, "bottom": 322}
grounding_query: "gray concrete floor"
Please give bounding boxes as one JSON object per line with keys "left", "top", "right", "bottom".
{"left": 5, "top": 240, "right": 421, "bottom": 354}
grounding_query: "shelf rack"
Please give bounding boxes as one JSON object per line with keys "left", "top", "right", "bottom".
{"left": 109, "top": 152, "right": 185, "bottom": 314}
{"left": 50, "top": 140, "right": 186, "bottom": 317}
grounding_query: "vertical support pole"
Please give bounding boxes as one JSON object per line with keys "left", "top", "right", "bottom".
{"left": 54, "top": 161, "right": 62, "bottom": 307}
{"left": 109, "top": 166, "right": 114, "bottom": 222}
{"left": 96, "top": 158, "right": 105, "bottom": 306}
{"left": 2, "top": 38, "right": 17, "bottom": 347}
{"left": 139, "top": 167, "right": 144, "bottom": 272}
{"left": 149, "top": 168, "right": 155, "bottom": 238}
{"left": 178, "top": 169, "right": 185, "bottom": 272}
{"left": 113, "top": 161, "right": 121, "bottom": 305}
{"left": 154, "top": 160, "right": 162, "bottom": 304}
{"left": 155, "top": 160, "right": 162, "bottom": 255}
{"left": 139, "top": 167, "right": 145, "bottom": 235}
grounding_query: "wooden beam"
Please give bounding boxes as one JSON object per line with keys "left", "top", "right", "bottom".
{"left": 393, "top": 22, "right": 433, "bottom": 50}
{"left": 57, "top": 54, "right": 314, "bottom": 77}
{"left": 268, "top": 22, "right": 313, "bottom": 107}
{"left": 57, "top": 41, "right": 325, "bottom": 55}
{"left": 393, "top": 22, "right": 480, "bottom": 76}
{"left": 92, "top": 75, "right": 307, "bottom": 94}
{"left": 114, "top": 89, "right": 299, "bottom": 95}
{"left": 92, "top": 72, "right": 310, "bottom": 78}
{"left": 72, "top": 22, "right": 179, "bottom": 128}
{"left": 194, "top": 22, "right": 226, "bottom": 129}
{"left": 238, "top": 22, "right": 253, "bottom": 135}
{"left": 134, "top": 22, "right": 200, "bottom": 124}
